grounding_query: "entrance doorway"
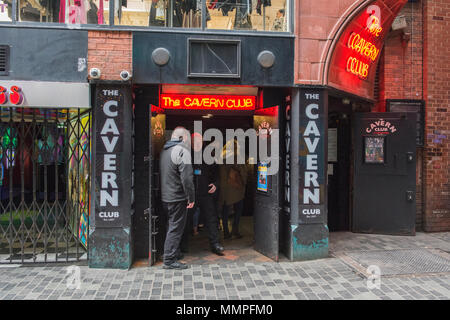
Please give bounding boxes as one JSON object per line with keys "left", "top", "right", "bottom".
{"left": 133, "top": 85, "right": 287, "bottom": 266}
{"left": 162, "top": 112, "right": 260, "bottom": 265}
{"left": 327, "top": 94, "right": 417, "bottom": 236}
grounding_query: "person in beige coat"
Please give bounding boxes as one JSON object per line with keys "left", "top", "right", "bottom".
{"left": 218, "top": 139, "right": 248, "bottom": 239}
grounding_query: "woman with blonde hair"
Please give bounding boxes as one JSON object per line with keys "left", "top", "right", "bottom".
{"left": 218, "top": 139, "right": 247, "bottom": 239}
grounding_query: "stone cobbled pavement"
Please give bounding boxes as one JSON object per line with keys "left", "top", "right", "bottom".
{"left": 0, "top": 232, "right": 449, "bottom": 300}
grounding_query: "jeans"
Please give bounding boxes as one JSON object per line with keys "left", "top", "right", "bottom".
{"left": 181, "top": 195, "right": 221, "bottom": 250}
{"left": 193, "top": 207, "right": 201, "bottom": 228}
{"left": 162, "top": 200, "right": 187, "bottom": 265}
{"left": 222, "top": 200, "right": 244, "bottom": 235}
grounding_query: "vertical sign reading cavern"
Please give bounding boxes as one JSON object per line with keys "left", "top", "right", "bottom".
{"left": 298, "top": 88, "right": 327, "bottom": 224}
{"left": 94, "top": 86, "right": 131, "bottom": 228}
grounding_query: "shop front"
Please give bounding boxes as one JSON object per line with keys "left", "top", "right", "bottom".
{"left": 88, "top": 32, "right": 297, "bottom": 268}
{"left": 0, "top": 80, "right": 91, "bottom": 264}
{"left": 87, "top": 0, "right": 418, "bottom": 269}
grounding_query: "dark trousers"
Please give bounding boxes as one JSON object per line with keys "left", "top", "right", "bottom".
{"left": 222, "top": 200, "right": 244, "bottom": 235}
{"left": 181, "top": 195, "right": 221, "bottom": 251}
{"left": 163, "top": 200, "right": 187, "bottom": 265}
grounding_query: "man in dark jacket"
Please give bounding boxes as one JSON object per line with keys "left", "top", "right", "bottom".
{"left": 160, "top": 127, "right": 195, "bottom": 269}
{"left": 181, "top": 133, "right": 224, "bottom": 256}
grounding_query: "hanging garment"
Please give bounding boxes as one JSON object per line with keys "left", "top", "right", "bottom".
{"left": 59, "top": 0, "right": 65, "bottom": 22}
{"left": 173, "top": 0, "right": 183, "bottom": 27}
{"left": 234, "top": 0, "right": 252, "bottom": 29}
{"left": 98, "top": 0, "right": 104, "bottom": 24}
{"left": 271, "top": 16, "right": 283, "bottom": 31}
{"left": 59, "top": 0, "right": 87, "bottom": 24}
{"left": 256, "top": 0, "right": 270, "bottom": 15}
{"left": 181, "top": 0, "right": 197, "bottom": 14}
{"left": 86, "top": 0, "right": 98, "bottom": 24}
{"left": 208, "top": 0, "right": 218, "bottom": 10}
{"left": 216, "top": 0, "right": 236, "bottom": 16}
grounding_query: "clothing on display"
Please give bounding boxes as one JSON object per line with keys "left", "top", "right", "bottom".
{"left": 149, "top": 0, "right": 165, "bottom": 26}
{"left": 234, "top": 0, "right": 252, "bottom": 29}
{"left": 255, "top": 0, "right": 270, "bottom": 15}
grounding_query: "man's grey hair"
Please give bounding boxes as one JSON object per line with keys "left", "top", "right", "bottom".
{"left": 171, "top": 126, "right": 190, "bottom": 142}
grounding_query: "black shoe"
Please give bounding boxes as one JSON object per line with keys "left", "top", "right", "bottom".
{"left": 224, "top": 232, "right": 231, "bottom": 240}
{"left": 211, "top": 245, "right": 225, "bottom": 256}
{"left": 163, "top": 261, "right": 189, "bottom": 270}
{"left": 233, "top": 233, "right": 243, "bottom": 239}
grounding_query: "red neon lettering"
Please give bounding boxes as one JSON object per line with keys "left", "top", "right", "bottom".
{"left": 368, "top": 16, "right": 382, "bottom": 37}
{"left": 348, "top": 32, "right": 380, "bottom": 61}
{"left": 9, "top": 86, "right": 23, "bottom": 105}
{"left": 160, "top": 94, "right": 256, "bottom": 110}
{"left": 0, "top": 86, "right": 7, "bottom": 105}
{"left": 346, "top": 57, "right": 369, "bottom": 79}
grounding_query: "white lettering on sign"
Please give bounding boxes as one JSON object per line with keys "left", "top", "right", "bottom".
{"left": 99, "top": 211, "right": 120, "bottom": 218}
{"left": 365, "top": 119, "right": 397, "bottom": 134}
{"left": 302, "top": 209, "right": 321, "bottom": 215}
{"left": 303, "top": 94, "right": 321, "bottom": 206}
{"left": 284, "top": 101, "right": 291, "bottom": 205}
{"left": 99, "top": 99, "right": 119, "bottom": 210}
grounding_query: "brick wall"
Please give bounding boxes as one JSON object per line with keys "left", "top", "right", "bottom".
{"left": 377, "top": 0, "right": 449, "bottom": 232}
{"left": 375, "top": 2, "right": 425, "bottom": 229}
{"left": 87, "top": 31, "right": 132, "bottom": 81}
{"left": 375, "top": 2, "right": 424, "bottom": 112}
{"left": 422, "top": 0, "right": 450, "bottom": 232}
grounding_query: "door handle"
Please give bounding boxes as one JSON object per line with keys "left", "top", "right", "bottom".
{"left": 406, "top": 191, "right": 414, "bottom": 202}
{"left": 407, "top": 152, "right": 414, "bottom": 163}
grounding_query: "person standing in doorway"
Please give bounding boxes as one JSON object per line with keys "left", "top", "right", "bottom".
{"left": 160, "top": 127, "right": 195, "bottom": 269}
{"left": 182, "top": 132, "right": 225, "bottom": 256}
{"left": 219, "top": 139, "right": 248, "bottom": 239}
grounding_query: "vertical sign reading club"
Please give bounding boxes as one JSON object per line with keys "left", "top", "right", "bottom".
{"left": 94, "top": 86, "right": 132, "bottom": 228}
{"left": 298, "top": 88, "right": 327, "bottom": 224}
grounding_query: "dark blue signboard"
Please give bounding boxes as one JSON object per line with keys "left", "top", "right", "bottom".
{"left": 298, "top": 88, "right": 327, "bottom": 224}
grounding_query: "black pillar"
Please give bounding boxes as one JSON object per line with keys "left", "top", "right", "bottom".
{"left": 89, "top": 83, "right": 133, "bottom": 269}
{"left": 289, "top": 87, "right": 329, "bottom": 260}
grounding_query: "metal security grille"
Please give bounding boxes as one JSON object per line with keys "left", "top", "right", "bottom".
{"left": 0, "top": 107, "right": 90, "bottom": 264}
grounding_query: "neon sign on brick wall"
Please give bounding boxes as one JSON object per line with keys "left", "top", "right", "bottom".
{"left": 345, "top": 6, "right": 383, "bottom": 80}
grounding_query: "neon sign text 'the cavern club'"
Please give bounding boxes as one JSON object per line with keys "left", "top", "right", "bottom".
{"left": 160, "top": 94, "right": 256, "bottom": 110}
{"left": 346, "top": 12, "right": 383, "bottom": 79}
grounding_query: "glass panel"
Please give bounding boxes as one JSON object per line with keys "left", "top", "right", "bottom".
{"left": 17, "top": 0, "right": 109, "bottom": 24}
{"left": 206, "top": 0, "right": 288, "bottom": 31}
{"left": 111, "top": 0, "right": 164, "bottom": 27}
{"left": 0, "top": 0, "right": 13, "bottom": 22}
{"left": 113, "top": 0, "right": 202, "bottom": 28}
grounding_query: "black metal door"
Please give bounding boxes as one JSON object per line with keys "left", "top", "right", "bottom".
{"left": 353, "top": 112, "right": 416, "bottom": 235}
{"left": 253, "top": 106, "right": 280, "bottom": 261}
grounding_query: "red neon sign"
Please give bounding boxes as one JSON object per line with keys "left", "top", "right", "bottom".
{"left": 368, "top": 16, "right": 383, "bottom": 36}
{"left": 0, "top": 85, "right": 24, "bottom": 105}
{"left": 344, "top": 16, "right": 382, "bottom": 80}
{"left": 328, "top": 0, "right": 408, "bottom": 99}
{"left": 347, "top": 56, "right": 369, "bottom": 79}
{"left": 160, "top": 94, "right": 256, "bottom": 110}
{"left": 348, "top": 33, "right": 380, "bottom": 62}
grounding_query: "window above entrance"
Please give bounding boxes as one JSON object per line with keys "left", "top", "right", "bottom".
{"left": 0, "top": 0, "right": 291, "bottom": 33}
